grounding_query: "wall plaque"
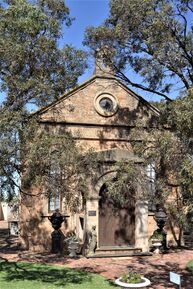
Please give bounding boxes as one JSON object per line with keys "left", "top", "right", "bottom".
{"left": 88, "top": 210, "right": 96, "bottom": 216}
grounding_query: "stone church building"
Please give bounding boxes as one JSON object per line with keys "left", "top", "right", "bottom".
{"left": 20, "top": 59, "right": 161, "bottom": 256}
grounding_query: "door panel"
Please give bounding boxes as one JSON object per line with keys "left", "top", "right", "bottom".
{"left": 99, "top": 185, "right": 135, "bottom": 247}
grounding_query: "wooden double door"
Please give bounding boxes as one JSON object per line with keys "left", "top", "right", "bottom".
{"left": 99, "top": 184, "right": 135, "bottom": 247}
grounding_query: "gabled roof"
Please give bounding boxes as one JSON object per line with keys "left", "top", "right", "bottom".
{"left": 32, "top": 74, "right": 160, "bottom": 116}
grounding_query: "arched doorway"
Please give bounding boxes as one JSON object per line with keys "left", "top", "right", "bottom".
{"left": 99, "top": 183, "right": 135, "bottom": 247}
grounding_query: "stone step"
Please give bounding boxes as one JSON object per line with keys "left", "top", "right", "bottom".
{"left": 96, "top": 245, "right": 142, "bottom": 253}
{"left": 184, "top": 241, "right": 193, "bottom": 246}
{"left": 87, "top": 246, "right": 151, "bottom": 258}
{"left": 0, "top": 228, "right": 9, "bottom": 237}
{"left": 0, "top": 221, "right": 20, "bottom": 251}
{"left": 0, "top": 235, "right": 20, "bottom": 251}
{"left": 183, "top": 233, "right": 193, "bottom": 248}
{"left": 87, "top": 251, "right": 152, "bottom": 258}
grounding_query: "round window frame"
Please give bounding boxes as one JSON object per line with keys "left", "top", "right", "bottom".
{"left": 94, "top": 93, "right": 119, "bottom": 117}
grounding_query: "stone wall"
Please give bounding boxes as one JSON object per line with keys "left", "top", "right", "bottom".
{"left": 20, "top": 75, "right": 160, "bottom": 252}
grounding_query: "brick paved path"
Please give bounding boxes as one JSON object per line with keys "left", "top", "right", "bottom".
{"left": 1, "top": 249, "right": 193, "bottom": 288}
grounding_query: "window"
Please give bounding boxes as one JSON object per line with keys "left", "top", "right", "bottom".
{"left": 94, "top": 93, "right": 118, "bottom": 116}
{"left": 48, "top": 191, "right": 60, "bottom": 212}
{"left": 48, "top": 154, "right": 61, "bottom": 212}
{"left": 99, "top": 97, "right": 114, "bottom": 112}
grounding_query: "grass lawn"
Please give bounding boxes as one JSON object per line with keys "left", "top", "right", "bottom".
{"left": 0, "top": 261, "right": 116, "bottom": 289}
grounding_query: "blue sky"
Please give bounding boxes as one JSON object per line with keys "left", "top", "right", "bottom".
{"left": 64, "top": 0, "right": 109, "bottom": 48}
{"left": 62, "top": 0, "right": 177, "bottom": 101}
{"left": 0, "top": 0, "right": 110, "bottom": 105}
{"left": 62, "top": 0, "right": 160, "bottom": 101}
{"left": 0, "top": 0, "right": 183, "bottom": 105}
{"left": 64, "top": 0, "right": 109, "bottom": 81}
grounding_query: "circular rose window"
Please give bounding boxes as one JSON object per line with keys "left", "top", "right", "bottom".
{"left": 94, "top": 93, "right": 118, "bottom": 116}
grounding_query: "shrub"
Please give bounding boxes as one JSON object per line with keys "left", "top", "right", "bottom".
{"left": 120, "top": 272, "right": 144, "bottom": 284}
{"left": 186, "top": 260, "right": 193, "bottom": 274}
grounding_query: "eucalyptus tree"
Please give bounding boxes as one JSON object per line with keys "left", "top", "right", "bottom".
{"left": 84, "top": 0, "right": 193, "bottom": 244}
{"left": 0, "top": 0, "right": 89, "bottom": 207}
{"left": 0, "top": 0, "right": 87, "bottom": 109}
{"left": 84, "top": 0, "right": 193, "bottom": 101}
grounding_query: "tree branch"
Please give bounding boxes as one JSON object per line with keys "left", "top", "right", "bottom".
{"left": 115, "top": 68, "right": 172, "bottom": 101}
{"left": 187, "top": 1, "right": 193, "bottom": 13}
{"left": 176, "top": 4, "right": 187, "bottom": 39}
{"left": 140, "top": 46, "right": 191, "bottom": 90}
{"left": 169, "top": 25, "right": 193, "bottom": 69}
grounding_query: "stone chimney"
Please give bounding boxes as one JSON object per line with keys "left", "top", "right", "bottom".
{"left": 94, "top": 46, "right": 115, "bottom": 77}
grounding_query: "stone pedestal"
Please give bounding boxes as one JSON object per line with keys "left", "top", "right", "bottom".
{"left": 51, "top": 230, "right": 63, "bottom": 253}
{"left": 135, "top": 200, "right": 149, "bottom": 252}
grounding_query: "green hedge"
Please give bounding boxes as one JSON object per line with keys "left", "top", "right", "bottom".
{"left": 186, "top": 260, "right": 193, "bottom": 274}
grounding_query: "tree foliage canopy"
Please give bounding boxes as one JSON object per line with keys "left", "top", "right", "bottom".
{"left": 0, "top": 0, "right": 87, "bottom": 109}
{"left": 84, "top": 0, "right": 193, "bottom": 100}
{"left": 21, "top": 119, "right": 96, "bottom": 212}
{"left": 0, "top": 0, "right": 90, "bottom": 208}
{"left": 84, "top": 0, "right": 193, "bottom": 243}
{"left": 131, "top": 88, "right": 193, "bottom": 245}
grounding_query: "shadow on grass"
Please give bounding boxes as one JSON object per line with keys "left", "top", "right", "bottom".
{"left": 0, "top": 261, "right": 93, "bottom": 287}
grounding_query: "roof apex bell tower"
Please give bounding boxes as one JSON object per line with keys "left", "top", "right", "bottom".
{"left": 94, "top": 46, "right": 115, "bottom": 77}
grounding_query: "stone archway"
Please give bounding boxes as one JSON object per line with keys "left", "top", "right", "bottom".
{"left": 98, "top": 183, "right": 135, "bottom": 247}
{"left": 92, "top": 159, "right": 149, "bottom": 252}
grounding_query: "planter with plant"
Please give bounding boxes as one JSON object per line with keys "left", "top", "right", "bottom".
{"left": 150, "top": 230, "right": 164, "bottom": 253}
{"left": 115, "top": 272, "right": 151, "bottom": 288}
{"left": 151, "top": 230, "right": 164, "bottom": 242}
